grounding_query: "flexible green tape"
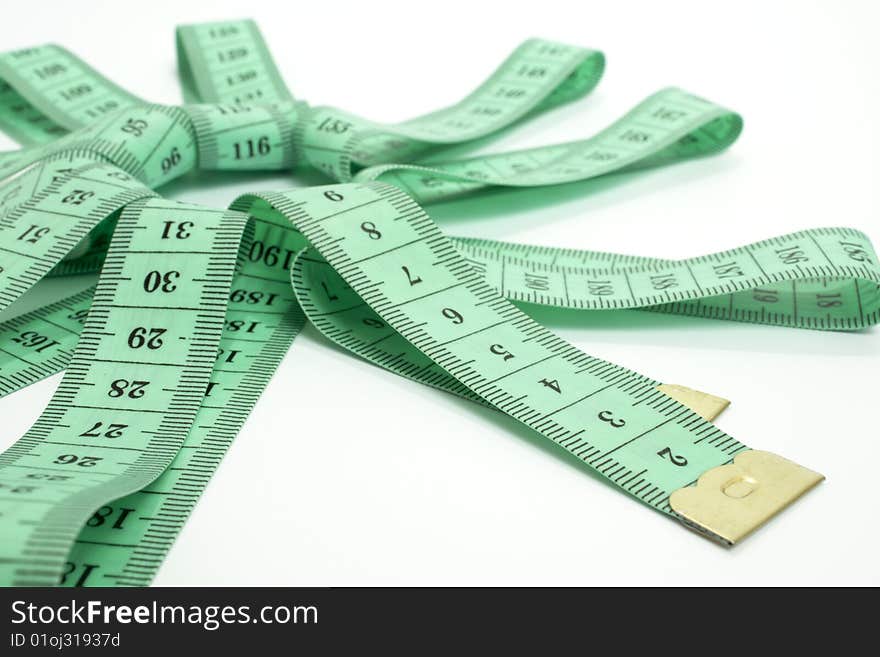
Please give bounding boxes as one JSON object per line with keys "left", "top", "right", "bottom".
{"left": 0, "top": 19, "right": 873, "bottom": 586}
{"left": 0, "top": 45, "right": 141, "bottom": 145}
{"left": 6, "top": 223, "right": 878, "bottom": 409}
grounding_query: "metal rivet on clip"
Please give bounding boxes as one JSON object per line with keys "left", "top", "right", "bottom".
{"left": 670, "top": 450, "right": 824, "bottom": 545}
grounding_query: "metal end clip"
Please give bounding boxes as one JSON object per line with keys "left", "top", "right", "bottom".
{"left": 670, "top": 450, "right": 824, "bottom": 545}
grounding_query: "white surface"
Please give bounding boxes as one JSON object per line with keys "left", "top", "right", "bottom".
{"left": 0, "top": 0, "right": 878, "bottom": 586}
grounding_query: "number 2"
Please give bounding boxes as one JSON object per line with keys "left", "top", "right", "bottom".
{"left": 657, "top": 446, "right": 688, "bottom": 466}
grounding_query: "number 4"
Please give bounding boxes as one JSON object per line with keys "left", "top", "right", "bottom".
{"left": 539, "top": 378, "right": 561, "bottom": 393}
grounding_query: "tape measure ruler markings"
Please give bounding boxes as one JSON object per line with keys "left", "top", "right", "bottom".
{"left": 243, "top": 183, "right": 824, "bottom": 544}
{"left": 0, "top": 157, "right": 156, "bottom": 313}
{"left": 0, "top": 286, "right": 93, "bottom": 398}
{"left": 10, "top": 209, "right": 871, "bottom": 431}
{"left": 0, "top": 19, "right": 868, "bottom": 584}
{"left": 175, "top": 19, "right": 610, "bottom": 181}
{"left": 0, "top": 21, "right": 741, "bottom": 212}
{"left": 0, "top": 28, "right": 762, "bottom": 404}
{"left": 0, "top": 176, "right": 818, "bottom": 584}
{"left": 0, "top": 43, "right": 142, "bottom": 147}
{"left": 176, "top": 20, "right": 295, "bottom": 105}
{"left": 450, "top": 231, "right": 880, "bottom": 328}
{"left": 354, "top": 88, "right": 742, "bottom": 204}
{"left": 0, "top": 177, "right": 307, "bottom": 585}
{"left": 59, "top": 210, "right": 304, "bottom": 588}
{"left": 289, "top": 226, "right": 738, "bottom": 420}
{"left": 0, "top": 194, "right": 245, "bottom": 583}
{"left": 0, "top": 44, "right": 142, "bottom": 134}
{"left": 0, "top": 70, "right": 310, "bottom": 584}
{"left": 0, "top": 86, "right": 753, "bottom": 310}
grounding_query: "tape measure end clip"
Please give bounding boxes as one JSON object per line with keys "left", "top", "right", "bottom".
{"left": 669, "top": 450, "right": 824, "bottom": 545}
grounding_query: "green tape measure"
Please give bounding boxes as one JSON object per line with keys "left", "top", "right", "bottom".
{"left": 0, "top": 19, "right": 872, "bottom": 586}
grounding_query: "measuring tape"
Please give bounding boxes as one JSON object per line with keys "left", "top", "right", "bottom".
{"left": 0, "top": 19, "right": 874, "bottom": 586}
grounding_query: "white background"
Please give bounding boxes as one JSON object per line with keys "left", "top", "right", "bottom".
{"left": 0, "top": 0, "right": 877, "bottom": 586}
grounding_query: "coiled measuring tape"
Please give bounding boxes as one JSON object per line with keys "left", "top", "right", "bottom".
{"left": 0, "top": 20, "right": 876, "bottom": 587}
